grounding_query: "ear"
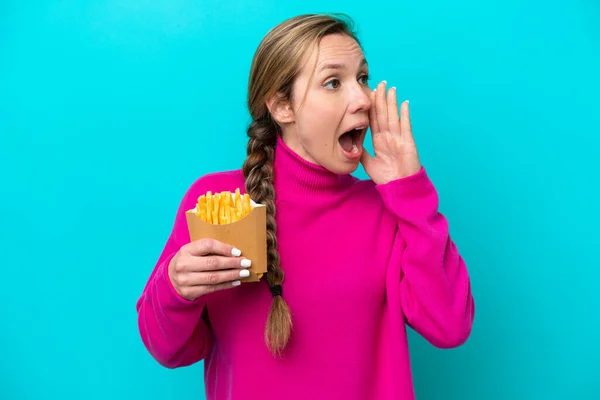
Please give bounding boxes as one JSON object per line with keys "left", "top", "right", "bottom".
{"left": 266, "top": 92, "right": 295, "bottom": 125}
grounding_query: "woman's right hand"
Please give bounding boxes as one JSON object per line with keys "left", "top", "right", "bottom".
{"left": 168, "top": 238, "right": 251, "bottom": 301}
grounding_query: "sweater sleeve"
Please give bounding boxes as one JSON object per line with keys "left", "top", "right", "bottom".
{"left": 376, "top": 167, "right": 475, "bottom": 348}
{"left": 136, "top": 181, "right": 213, "bottom": 368}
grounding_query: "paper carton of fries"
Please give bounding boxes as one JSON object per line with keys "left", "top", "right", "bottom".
{"left": 185, "top": 188, "right": 267, "bottom": 282}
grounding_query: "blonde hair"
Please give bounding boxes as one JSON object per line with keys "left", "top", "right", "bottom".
{"left": 242, "top": 13, "right": 361, "bottom": 357}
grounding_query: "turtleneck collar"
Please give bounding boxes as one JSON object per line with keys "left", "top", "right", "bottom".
{"left": 273, "top": 134, "right": 355, "bottom": 196}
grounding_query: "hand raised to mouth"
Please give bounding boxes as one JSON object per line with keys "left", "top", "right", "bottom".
{"left": 361, "top": 81, "right": 422, "bottom": 185}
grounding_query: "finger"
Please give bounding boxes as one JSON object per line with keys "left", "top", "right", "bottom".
{"left": 179, "top": 280, "right": 242, "bottom": 300}
{"left": 376, "top": 81, "right": 388, "bottom": 133}
{"left": 185, "top": 238, "right": 242, "bottom": 258}
{"left": 177, "top": 268, "right": 250, "bottom": 287}
{"left": 189, "top": 255, "right": 252, "bottom": 272}
{"left": 400, "top": 100, "right": 413, "bottom": 141}
{"left": 369, "top": 89, "right": 380, "bottom": 134}
{"left": 387, "top": 87, "right": 401, "bottom": 134}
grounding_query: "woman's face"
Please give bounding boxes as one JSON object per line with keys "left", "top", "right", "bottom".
{"left": 270, "top": 33, "right": 373, "bottom": 175}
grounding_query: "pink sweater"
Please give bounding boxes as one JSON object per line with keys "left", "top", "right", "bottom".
{"left": 136, "top": 135, "right": 475, "bottom": 400}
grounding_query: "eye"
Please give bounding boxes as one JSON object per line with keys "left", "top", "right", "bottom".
{"left": 358, "top": 74, "right": 370, "bottom": 86}
{"left": 324, "top": 79, "right": 341, "bottom": 89}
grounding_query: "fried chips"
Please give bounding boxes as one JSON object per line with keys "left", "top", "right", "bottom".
{"left": 195, "top": 188, "right": 252, "bottom": 225}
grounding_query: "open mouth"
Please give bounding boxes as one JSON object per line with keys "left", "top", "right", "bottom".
{"left": 338, "top": 126, "right": 367, "bottom": 156}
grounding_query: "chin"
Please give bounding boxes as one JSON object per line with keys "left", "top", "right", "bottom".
{"left": 323, "top": 159, "right": 360, "bottom": 175}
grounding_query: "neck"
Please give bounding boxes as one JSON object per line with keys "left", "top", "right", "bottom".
{"left": 273, "top": 135, "right": 354, "bottom": 196}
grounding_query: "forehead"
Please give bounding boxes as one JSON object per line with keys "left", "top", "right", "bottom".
{"left": 303, "top": 33, "right": 365, "bottom": 71}
{"left": 316, "top": 34, "right": 364, "bottom": 62}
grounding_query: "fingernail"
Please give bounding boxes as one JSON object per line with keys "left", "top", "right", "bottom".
{"left": 241, "top": 259, "right": 252, "bottom": 268}
{"left": 240, "top": 269, "right": 250, "bottom": 278}
{"left": 232, "top": 248, "right": 242, "bottom": 257}
{"left": 232, "top": 280, "right": 241, "bottom": 286}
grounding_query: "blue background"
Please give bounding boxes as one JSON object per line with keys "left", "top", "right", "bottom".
{"left": 1, "top": 1, "right": 599, "bottom": 399}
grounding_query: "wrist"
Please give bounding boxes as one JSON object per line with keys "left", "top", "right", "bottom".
{"left": 381, "top": 166, "right": 424, "bottom": 185}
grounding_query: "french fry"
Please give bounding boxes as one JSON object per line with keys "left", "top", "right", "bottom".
{"left": 223, "top": 191, "right": 231, "bottom": 225}
{"left": 221, "top": 203, "right": 228, "bottom": 224}
{"left": 213, "top": 193, "right": 221, "bottom": 224}
{"left": 195, "top": 195, "right": 203, "bottom": 216}
{"left": 195, "top": 195, "right": 208, "bottom": 222}
{"left": 206, "top": 192, "right": 213, "bottom": 224}
{"left": 235, "top": 188, "right": 243, "bottom": 217}
{"left": 194, "top": 188, "right": 254, "bottom": 225}
{"left": 243, "top": 193, "right": 251, "bottom": 217}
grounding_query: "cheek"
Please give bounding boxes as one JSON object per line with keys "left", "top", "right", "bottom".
{"left": 303, "top": 95, "right": 344, "bottom": 129}
{"left": 295, "top": 92, "right": 345, "bottom": 154}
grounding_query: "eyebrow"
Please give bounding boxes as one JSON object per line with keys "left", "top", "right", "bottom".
{"left": 318, "top": 58, "right": 368, "bottom": 73}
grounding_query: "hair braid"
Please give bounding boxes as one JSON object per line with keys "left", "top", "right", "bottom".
{"left": 241, "top": 11, "right": 358, "bottom": 358}
{"left": 242, "top": 117, "right": 291, "bottom": 357}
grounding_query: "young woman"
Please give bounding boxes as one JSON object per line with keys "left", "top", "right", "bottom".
{"left": 137, "top": 13, "right": 475, "bottom": 400}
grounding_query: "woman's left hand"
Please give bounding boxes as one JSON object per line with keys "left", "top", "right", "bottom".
{"left": 360, "top": 81, "right": 422, "bottom": 185}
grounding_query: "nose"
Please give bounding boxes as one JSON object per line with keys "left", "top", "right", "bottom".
{"left": 347, "top": 84, "right": 371, "bottom": 114}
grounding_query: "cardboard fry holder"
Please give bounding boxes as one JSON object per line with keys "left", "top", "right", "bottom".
{"left": 185, "top": 200, "right": 267, "bottom": 282}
